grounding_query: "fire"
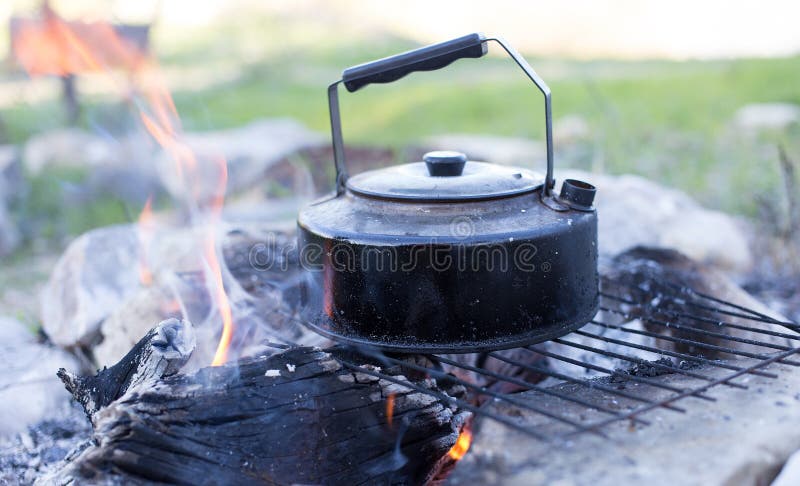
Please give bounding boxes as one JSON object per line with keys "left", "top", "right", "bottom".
{"left": 447, "top": 426, "right": 473, "bottom": 461}
{"left": 386, "top": 393, "right": 395, "bottom": 428}
{"left": 205, "top": 152, "right": 231, "bottom": 365}
{"left": 15, "top": 5, "right": 236, "bottom": 366}
{"left": 206, "top": 236, "right": 235, "bottom": 366}
{"left": 136, "top": 197, "right": 155, "bottom": 286}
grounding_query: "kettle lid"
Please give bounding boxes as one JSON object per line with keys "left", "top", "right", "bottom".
{"left": 346, "top": 151, "right": 544, "bottom": 201}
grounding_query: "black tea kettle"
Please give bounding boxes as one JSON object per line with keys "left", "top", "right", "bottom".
{"left": 297, "top": 33, "right": 598, "bottom": 353}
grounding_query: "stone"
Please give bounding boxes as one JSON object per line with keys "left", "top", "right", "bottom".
{"left": 23, "top": 128, "right": 114, "bottom": 175}
{"left": 557, "top": 170, "right": 753, "bottom": 272}
{"left": 22, "top": 120, "right": 322, "bottom": 208}
{"left": 0, "top": 205, "right": 16, "bottom": 257}
{"left": 40, "top": 225, "right": 142, "bottom": 348}
{"left": 157, "top": 119, "right": 322, "bottom": 203}
{"left": 80, "top": 134, "right": 163, "bottom": 206}
{"left": 773, "top": 450, "right": 800, "bottom": 486}
{"left": 40, "top": 220, "right": 315, "bottom": 367}
{"left": 92, "top": 282, "right": 183, "bottom": 367}
{"left": 92, "top": 224, "right": 322, "bottom": 368}
{"left": 745, "top": 279, "right": 800, "bottom": 326}
{"left": 733, "top": 103, "right": 800, "bottom": 132}
{"left": 0, "top": 253, "right": 58, "bottom": 333}
{"left": 0, "top": 317, "right": 80, "bottom": 438}
{"left": 40, "top": 220, "right": 220, "bottom": 351}
{"left": 40, "top": 219, "right": 226, "bottom": 352}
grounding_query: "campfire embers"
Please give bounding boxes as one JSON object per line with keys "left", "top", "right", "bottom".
{"left": 448, "top": 426, "right": 473, "bottom": 461}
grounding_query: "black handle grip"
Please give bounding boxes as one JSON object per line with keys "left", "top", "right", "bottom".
{"left": 342, "top": 33, "right": 487, "bottom": 92}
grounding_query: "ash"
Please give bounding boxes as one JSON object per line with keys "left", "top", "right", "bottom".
{"left": 0, "top": 402, "right": 89, "bottom": 485}
{"left": 618, "top": 357, "right": 701, "bottom": 379}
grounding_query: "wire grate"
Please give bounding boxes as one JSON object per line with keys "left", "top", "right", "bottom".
{"left": 272, "top": 273, "right": 800, "bottom": 444}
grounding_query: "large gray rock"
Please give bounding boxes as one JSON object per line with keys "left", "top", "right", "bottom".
{"left": 92, "top": 224, "right": 321, "bottom": 368}
{"left": 558, "top": 170, "right": 753, "bottom": 272}
{"left": 23, "top": 128, "right": 114, "bottom": 175}
{"left": 0, "top": 317, "right": 80, "bottom": 438}
{"left": 158, "top": 119, "right": 322, "bottom": 203}
{"left": 41, "top": 219, "right": 311, "bottom": 366}
{"left": 40, "top": 225, "right": 142, "bottom": 348}
{"left": 21, "top": 119, "right": 321, "bottom": 215}
{"left": 40, "top": 222, "right": 215, "bottom": 350}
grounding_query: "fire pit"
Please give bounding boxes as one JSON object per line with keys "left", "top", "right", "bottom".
{"left": 4, "top": 20, "right": 800, "bottom": 486}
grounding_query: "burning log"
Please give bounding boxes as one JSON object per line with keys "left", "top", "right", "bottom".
{"left": 57, "top": 318, "right": 195, "bottom": 421}
{"left": 48, "top": 321, "right": 470, "bottom": 485}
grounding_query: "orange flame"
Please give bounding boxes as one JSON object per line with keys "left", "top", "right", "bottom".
{"left": 386, "top": 393, "right": 396, "bottom": 428}
{"left": 207, "top": 236, "right": 235, "bottom": 366}
{"left": 447, "top": 426, "right": 473, "bottom": 461}
{"left": 207, "top": 156, "right": 232, "bottom": 366}
{"left": 15, "top": 6, "right": 236, "bottom": 366}
{"left": 136, "top": 197, "right": 155, "bottom": 286}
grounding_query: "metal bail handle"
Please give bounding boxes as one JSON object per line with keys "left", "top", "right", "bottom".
{"left": 327, "top": 33, "right": 556, "bottom": 196}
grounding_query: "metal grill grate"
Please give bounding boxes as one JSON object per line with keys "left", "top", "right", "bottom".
{"left": 272, "top": 275, "right": 800, "bottom": 444}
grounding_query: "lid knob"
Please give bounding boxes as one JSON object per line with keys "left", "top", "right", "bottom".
{"left": 424, "top": 151, "right": 467, "bottom": 177}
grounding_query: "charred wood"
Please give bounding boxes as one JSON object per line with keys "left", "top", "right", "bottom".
{"left": 57, "top": 318, "right": 195, "bottom": 422}
{"left": 48, "top": 321, "right": 468, "bottom": 485}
